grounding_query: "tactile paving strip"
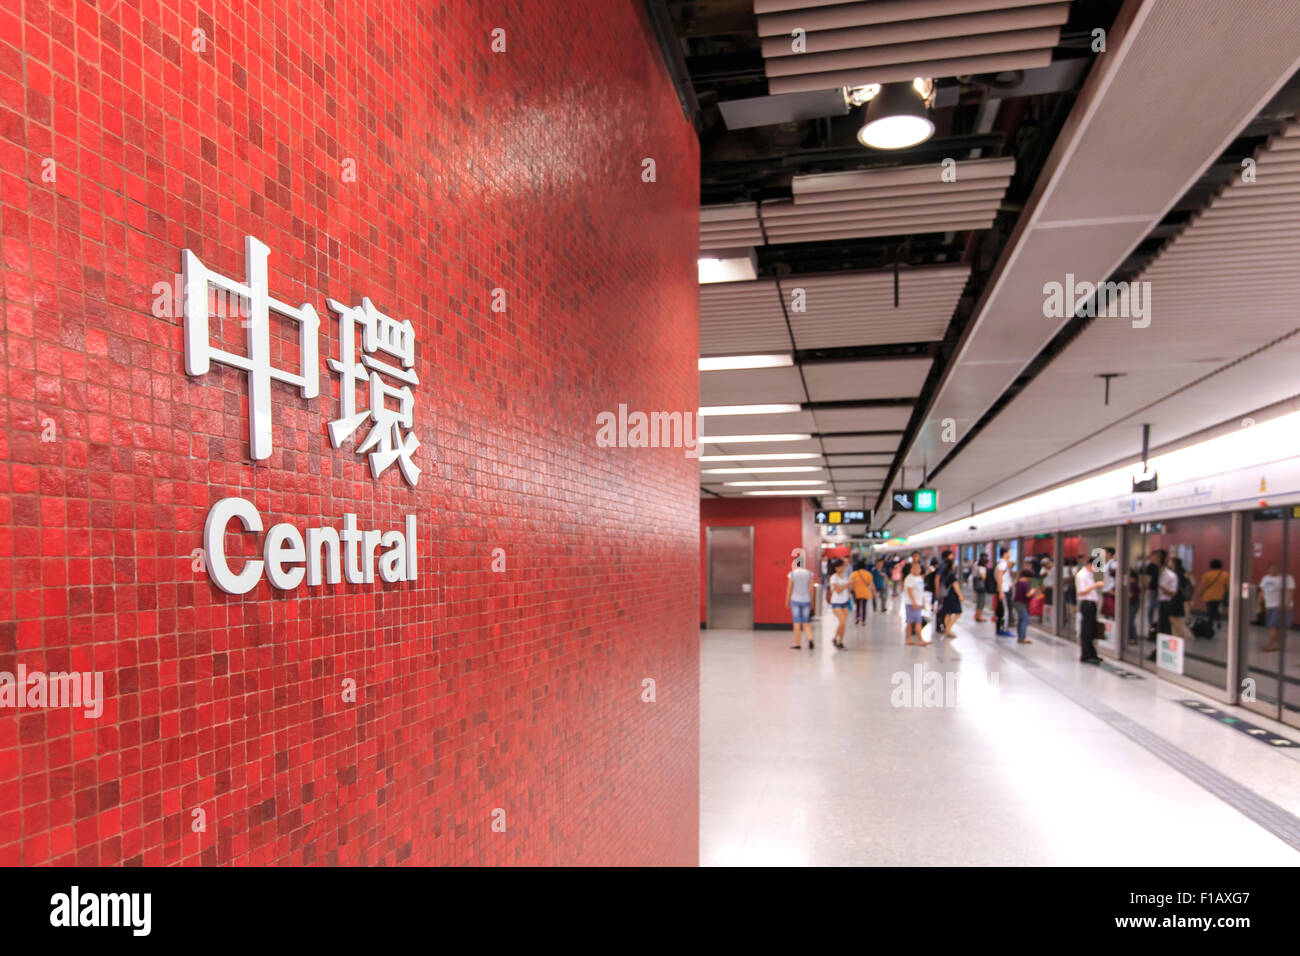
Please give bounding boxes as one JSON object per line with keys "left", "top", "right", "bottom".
{"left": 991, "top": 638, "right": 1300, "bottom": 851}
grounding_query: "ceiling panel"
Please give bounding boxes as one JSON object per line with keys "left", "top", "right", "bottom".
{"left": 804, "top": 358, "right": 932, "bottom": 402}
{"left": 701, "top": 437, "right": 824, "bottom": 456}
{"left": 700, "top": 366, "right": 805, "bottom": 405}
{"left": 898, "top": 0, "right": 1300, "bottom": 481}
{"left": 813, "top": 405, "right": 914, "bottom": 433}
{"left": 822, "top": 434, "right": 903, "bottom": 454}
{"left": 700, "top": 279, "right": 791, "bottom": 355}
{"left": 890, "top": 119, "right": 1300, "bottom": 535}
{"left": 699, "top": 411, "right": 818, "bottom": 434}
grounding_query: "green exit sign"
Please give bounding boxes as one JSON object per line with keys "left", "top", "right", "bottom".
{"left": 914, "top": 488, "right": 937, "bottom": 512}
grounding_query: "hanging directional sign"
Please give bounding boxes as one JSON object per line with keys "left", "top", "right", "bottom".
{"left": 862, "top": 530, "right": 893, "bottom": 539}
{"left": 891, "top": 488, "right": 937, "bottom": 514}
{"left": 814, "top": 509, "right": 869, "bottom": 525}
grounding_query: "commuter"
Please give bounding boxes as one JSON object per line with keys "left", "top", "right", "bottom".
{"left": 1258, "top": 561, "right": 1295, "bottom": 653}
{"left": 1101, "top": 547, "right": 1118, "bottom": 620}
{"left": 786, "top": 557, "right": 815, "bottom": 650}
{"left": 1039, "top": 556, "right": 1055, "bottom": 610}
{"left": 827, "top": 558, "right": 852, "bottom": 650}
{"left": 1169, "top": 557, "right": 1193, "bottom": 639}
{"left": 903, "top": 560, "right": 930, "bottom": 646}
{"left": 1126, "top": 568, "right": 1141, "bottom": 645}
{"left": 940, "top": 556, "right": 964, "bottom": 638}
{"left": 934, "top": 551, "right": 954, "bottom": 634}
{"left": 890, "top": 557, "right": 903, "bottom": 597}
{"left": 850, "top": 559, "right": 875, "bottom": 625}
{"left": 1192, "top": 558, "right": 1229, "bottom": 630}
{"left": 1142, "top": 550, "right": 1166, "bottom": 641}
{"left": 1075, "top": 558, "right": 1104, "bottom": 663}
{"left": 973, "top": 555, "right": 989, "bottom": 621}
{"left": 870, "top": 560, "right": 888, "bottom": 612}
{"left": 1156, "top": 553, "right": 1179, "bottom": 638}
{"left": 1011, "top": 568, "right": 1038, "bottom": 644}
{"left": 926, "top": 559, "right": 942, "bottom": 631}
{"left": 994, "top": 549, "right": 1013, "bottom": 637}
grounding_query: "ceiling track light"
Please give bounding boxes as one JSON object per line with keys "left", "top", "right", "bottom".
{"left": 854, "top": 79, "right": 936, "bottom": 151}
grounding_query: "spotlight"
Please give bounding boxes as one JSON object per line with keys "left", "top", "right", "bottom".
{"left": 855, "top": 79, "right": 935, "bottom": 150}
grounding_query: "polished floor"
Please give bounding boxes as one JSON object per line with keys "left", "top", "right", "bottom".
{"left": 700, "top": 600, "right": 1300, "bottom": 865}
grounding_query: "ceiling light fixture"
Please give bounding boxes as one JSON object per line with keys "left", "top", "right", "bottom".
{"left": 699, "top": 453, "right": 820, "bottom": 462}
{"left": 698, "top": 404, "right": 802, "bottom": 416}
{"left": 698, "top": 354, "right": 794, "bottom": 371}
{"left": 855, "top": 79, "right": 935, "bottom": 150}
{"left": 725, "top": 479, "right": 830, "bottom": 487}
{"left": 698, "top": 247, "right": 758, "bottom": 284}
{"left": 743, "top": 490, "right": 830, "bottom": 496}
{"left": 702, "top": 467, "right": 822, "bottom": 474}
{"left": 700, "top": 434, "right": 811, "bottom": 444}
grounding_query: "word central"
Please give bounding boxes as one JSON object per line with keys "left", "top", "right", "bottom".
{"left": 204, "top": 497, "right": 417, "bottom": 594}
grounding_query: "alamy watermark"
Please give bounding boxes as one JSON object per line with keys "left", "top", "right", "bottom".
{"left": 1042, "top": 273, "right": 1151, "bottom": 328}
{"left": 595, "top": 404, "right": 700, "bottom": 459}
{"left": 0, "top": 667, "right": 105, "bottom": 719}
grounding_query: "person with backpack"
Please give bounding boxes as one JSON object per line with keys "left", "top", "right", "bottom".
{"left": 1192, "top": 558, "right": 1229, "bottom": 631}
{"left": 850, "top": 560, "right": 875, "bottom": 626}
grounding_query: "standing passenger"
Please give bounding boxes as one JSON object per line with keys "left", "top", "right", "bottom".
{"left": 786, "top": 557, "right": 815, "bottom": 650}
{"left": 1075, "top": 559, "right": 1104, "bottom": 663}
{"left": 1012, "top": 568, "right": 1037, "bottom": 645}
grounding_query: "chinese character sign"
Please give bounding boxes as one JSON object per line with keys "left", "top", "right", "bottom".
{"left": 327, "top": 297, "right": 421, "bottom": 486}
{"left": 179, "top": 236, "right": 421, "bottom": 486}
{"left": 182, "top": 236, "right": 320, "bottom": 461}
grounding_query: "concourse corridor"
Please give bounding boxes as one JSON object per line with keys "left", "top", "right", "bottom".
{"left": 701, "top": 605, "right": 1300, "bottom": 866}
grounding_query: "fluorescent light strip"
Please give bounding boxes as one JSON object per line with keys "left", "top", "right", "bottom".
{"left": 698, "top": 404, "right": 802, "bottom": 416}
{"left": 698, "top": 354, "right": 794, "bottom": 371}
{"left": 700, "top": 453, "right": 820, "bottom": 462}
{"left": 743, "top": 490, "right": 828, "bottom": 496}
{"left": 725, "top": 480, "right": 830, "bottom": 487}
{"left": 702, "top": 467, "right": 822, "bottom": 474}
{"left": 701, "top": 434, "right": 811, "bottom": 444}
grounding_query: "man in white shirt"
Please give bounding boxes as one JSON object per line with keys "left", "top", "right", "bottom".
{"left": 994, "top": 549, "right": 1012, "bottom": 636}
{"left": 1075, "top": 561, "right": 1105, "bottom": 663}
{"left": 903, "top": 561, "right": 930, "bottom": 646}
{"left": 1259, "top": 562, "right": 1295, "bottom": 652}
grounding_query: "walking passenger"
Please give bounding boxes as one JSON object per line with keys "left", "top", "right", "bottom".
{"left": 827, "top": 558, "right": 852, "bottom": 650}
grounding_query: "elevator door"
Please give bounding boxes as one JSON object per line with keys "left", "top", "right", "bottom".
{"left": 707, "top": 526, "right": 754, "bottom": 630}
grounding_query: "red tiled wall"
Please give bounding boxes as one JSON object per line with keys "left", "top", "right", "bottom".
{"left": 700, "top": 497, "right": 812, "bottom": 626}
{"left": 0, "top": 0, "right": 700, "bottom": 865}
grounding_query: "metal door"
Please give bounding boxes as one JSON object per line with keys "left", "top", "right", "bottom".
{"left": 707, "top": 525, "right": 754, "bottom": 630}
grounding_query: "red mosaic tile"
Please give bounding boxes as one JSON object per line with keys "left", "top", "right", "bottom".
{"left": 1, "top": 0, "right": 700, "bottom": 865}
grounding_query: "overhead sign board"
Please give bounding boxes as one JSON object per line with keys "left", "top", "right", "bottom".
{"left": 815, "top": 509, "right": 869, "bottom": 525}
{"left": 891, "top": 488, "right": 937, "bottom": 514}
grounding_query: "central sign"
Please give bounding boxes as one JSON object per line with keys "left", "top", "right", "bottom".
{"left": 177, "top": 236, "right": 423, "bottom": 594}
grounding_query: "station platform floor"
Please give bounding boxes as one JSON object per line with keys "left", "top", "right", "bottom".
{"left": 700, "top": 601, "right": 1300, "bottom": 866}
